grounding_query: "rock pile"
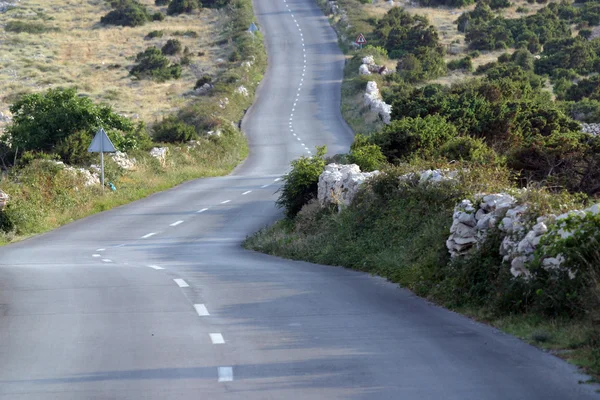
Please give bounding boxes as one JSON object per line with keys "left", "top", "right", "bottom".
{"left": 52, "top": 161, "right": 100, "bottom": 186}
{"left": 581, "top": 123, "right": 600, "bottom": 136}
{"left": 317, "top": 163, "right": 380, "bottom": 209}
{"left": 109, "top": 151, "right": 136, "bottom": 170}
{"left": 150, "top": 147, "right": 168, "bottom": 166}
{"left": 235, "top": 85, "right": 249, "bottom": 97}
{"left": 195, "top": 83, "right": 212, "bottom": 95}
{"left": 364, "top": 81, "right": 392, "bottom": 124}
{"left": 219, "top": 97, "right": 229, "bottom": 109}
{"left": 447, "top": 191, "right": 600, "bottom": 279}
{"left": 359, "top": 56, "right": 392, "bottom": 76}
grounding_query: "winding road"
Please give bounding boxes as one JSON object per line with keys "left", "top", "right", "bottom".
{"left": 0, "top": 0, "right": 597, "bottom": 398}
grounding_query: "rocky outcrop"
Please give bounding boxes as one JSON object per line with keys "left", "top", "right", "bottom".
{"left": 109, "top": 151, "right": 136, "bottom": 170}
{"left": 364, "top": 81, "right": 392, "bottom": 124}
{"left": 149, "top": 147, "right": 168, "bottom": 166}
{"left": 318, "top": 163, "right": 380, "bottom": 209}
{"left": 235, "top": 85, "right": 249, "bottom": 97}
{"left": 359, "top": 55, "right": 392, "bottom": 76}
{"left": 52, "top": 161, "right": 100, "bottom": 186}
{"left": 581, "top": 123, "right": 600, "bottom": 136}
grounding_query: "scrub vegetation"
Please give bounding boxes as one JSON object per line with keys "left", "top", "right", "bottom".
{"left": 247, "top": 0, "right": 600, "bottom": 379}
{"left": 0, "top": 0, "right": 266, "bottom": 243}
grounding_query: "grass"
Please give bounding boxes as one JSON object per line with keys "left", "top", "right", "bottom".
{"left": 0, "top": 0, "right": 224, "bottom": 132}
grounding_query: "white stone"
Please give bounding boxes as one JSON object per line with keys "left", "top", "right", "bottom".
{"left": 362, "top": 56, "right": 375, "bottom": 65}
{"left": 532, "top": 222, "right": 547, "bottom": 235}
{"left": 359, "top": 64, "right": 371, "bottom": 75}
{"left": 317, "top": 164, "right": 380, "bottom": 209}
{"left": 109, "top": 151, "right": 136, "bottom": 170}
{"left": 149, "top": 147, "right": 168, "bottom": 166}
{"left": 363, "top": 81, "right": 392, "bottom": 125}
{"left": 510, "top": 256, "right": 531, "bottom": 279}
{"left": 235, "top": 85, "right": 249, "bottom": 97}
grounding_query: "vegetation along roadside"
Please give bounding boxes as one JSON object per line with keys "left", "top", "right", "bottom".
{"left": 246, "top": 0, "right": 600, "bottom": 381}
{"left": 0, "top": 0, "right": 266, "bottom": 244}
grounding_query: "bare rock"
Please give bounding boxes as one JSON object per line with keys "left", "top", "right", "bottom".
{"left": 317, "top": 163, "right": 380, "bottom": 209}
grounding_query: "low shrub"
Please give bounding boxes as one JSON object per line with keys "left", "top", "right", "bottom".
{"left": 276, "top": 146, "right": 327, "bottom": 218}
{"left": 161, "top": 39, "right": 182, "bottom": 55}
{"left": 447, "top": 56, "right": 473, "bottom": 72}
{"left": 348, "top": 134, "right": 386, "bottom": 171}
{"left": 100, "top": 0, "right": 151, "bottom": 27}
{"left": 152, "top": 12, "right": 165, "bottom": 21}
{"left": 155, "top": 0, "right": 170, "bottom": 5}
{"left": 167, "top": 0, "right": 200, "bottom": 15}
{"left": 153, "top": 116, "right": 197, "bottom": 143}
{"left": 130, "top": 47, "right": 182, "bottom": 82}
{"left": 145, "top": 30, "right": 164, "bottom": 39}
{"left": 438, "top": 136, "right": 498, "bottom": 164}
{"left": 195, "top": 75, "right": 212, "bottom": 89}
{"left": 4, "top": 21, "right": 57, "bottom": 34}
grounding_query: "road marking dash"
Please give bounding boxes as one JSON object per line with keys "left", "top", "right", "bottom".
{"left": 218, "top": 367, "right": 233, "bottom": 382}
{"left": 242, "top": 190, "right": 252, "bottom": 195}
{"left": 194, "top": 304, "right": 210, "bottom": 316}
{"left": 96, "top": 248, "right": 105, "bottom": 252}
{"left": 197, "top": 208, "right": 209, "bottom": 213}
{"left": 102, "top": 259, "right": 112, "bottom": 263}
{"left": 148, "top": 265, "right": 164, "bottom": 270}
{"left": 274, "top": 177, "right": 281, "bottom": 182}
{"left": 92, "top": 254, "right": 101, "bottom": 258}
{"left": 174, "top": 279, "right": 189, "bottom": 288}
{"left": 141, "top": 232, "right": 157, "bottom": 239}
{"left": 170, "top": 220, "right": 184, "bottom": 227}
{"left": 210, "top": 333, "right": 225, "bottom": 344}
{"left": 261, "top": 184, "right": 270, "bottom": 188}
{"left": 220, "top": 200, "right": 231, "bottom": 204}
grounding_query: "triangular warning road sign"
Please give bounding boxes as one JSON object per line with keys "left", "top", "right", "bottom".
{"left": 248, "top": 22, "right": 259, "bottom": 33}
{"left": 88, "top": 127, "right": 116, "bottom": 153}
{"left": 356, "top": 33, "right": 367, "bottom": 45}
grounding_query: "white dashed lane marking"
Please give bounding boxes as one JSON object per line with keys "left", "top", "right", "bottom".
{"left": 170, "top": 220, "right": 184, "bottom": 227}
{"left": 194, "top": 304, "right": 210, "bottom": 316}
{"left": 210, "top": 333, "right": 225, "bottom": 344}
{"left": 141, "top": 232, "right": 157, "bottom": 239}
{"left": 174, "top": 279, "right": 189, "bottom": 288}
{"left": 197, "top": 208, "right": 209, "bottom": 213}
{"left": 261, "top": 184, "right": 270, "bottom": 188}
{"left": 96, "top": 248, "right": 105, "bottom": 252}
{"left": 92, "top": 254, "right": 101, "bottom": 258}
{"left": 218, "top": 367, "right": 233, "bottom": 382}
{"left": 148, "top": 265, "right": 164, "bottom": 270}
{"left": 220, "top": 200, "right": 231, "bottom": 204}
{"left": 102, "top": 259, "right": 112, "bottom": 263}
{"left": 242, "top": 190, "right": 252, "bottom": 195}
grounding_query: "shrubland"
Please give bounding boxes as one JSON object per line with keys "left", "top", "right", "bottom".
{"left": 247, "top": 0, "right": 600, "bottom": 378}
{"left": 0, "top": 0, "right": 265, "bottom": 242}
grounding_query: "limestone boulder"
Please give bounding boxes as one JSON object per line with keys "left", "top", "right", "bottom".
{"left": 317, "top": 163, "right": 380, "bottom": 209}
{"left": 150, "top": 147, "right": 168, "bottom": 166}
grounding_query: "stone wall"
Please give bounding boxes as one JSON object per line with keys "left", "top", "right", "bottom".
{"left": 318, "top": 164, "right": 380, "bottom": 209}
{"left": 363, "top": 81, "right": 392, "bottom": 125}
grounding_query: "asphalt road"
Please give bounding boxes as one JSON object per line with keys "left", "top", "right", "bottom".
{"left": 0, "top": 0, "right": 597, "bottom": 398}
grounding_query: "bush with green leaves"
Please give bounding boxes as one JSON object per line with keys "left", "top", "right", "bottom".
{"left": 276, "top": 146, "right": 327, "bottom": 218}
{"left": 370, "top": 115, "right": 457, "bottom": 163}
{"left": 6, "top": 88, "right": 142, "bottom": 165}
{"left": 167, "top": 0, "right": 200, "bottom": 15}
{"left": 130, "top": 47, "right": 182, "bottom": 82}
{"left": 438, "top": 136, "right": 498, "bottom": 164}
{"left": 5, "top": 21, "right": 57, "bottom": 34}
{"left": 146, "top": 30, "right": 164, "bottom": 39}
{"left": 100, "top": 0, "right": 151, "bottom": 27}
{"left": 563, "top": 98, "right": 600, "bottom": 122}
{"left": 535, "top": 37, "right": 600, "bottom": 77}
{"left": 153, "top": 116, "right": 197, "bottom": 143}
{"left": 564, "top": 76, "right": 600, "bottom": 102}
{"left": 161, "top": 39, "right": 182, "bottom": 55}
{"left": 348, "top": 134, "right": 386, "bottom": 171}
{"left": 447, "top": 56, "right": 473, "bottom": 71}
{"left": 155, "top": 0, "right": 169, "bottom": 5}
{"left": 152, "top": 12, "right": 165, "bottom": 21}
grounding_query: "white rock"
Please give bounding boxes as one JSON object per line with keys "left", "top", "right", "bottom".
{"left": 362, "top": 56, "right": 375, "bottom": 65}
{"left": 317, "top": 163, "right": 380, "bottom": 209}
{"left": 532, "top": 222, "right": 547, "bottom": 235}
{"left": 363, "top": 81, "right": 392, "bottom": 125}
{"left": 359, "top": 64, "right": 371, "bottom": 75}
{"left": 150, "top": 147, "right": 168, "bottom": 166}
{"left": 109, "top": 151, "right": 136, "bottom": 170}
{"left": 510, "top": 256, "right": 531, "bottom": 279}
{"left": 235, "top": 85, "right": 249, "bottom": 97}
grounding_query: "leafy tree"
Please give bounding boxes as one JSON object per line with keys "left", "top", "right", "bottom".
{"left": 6, "top": 88, "right": 139, "bottom": 164}
{"left": 167, "top": 0, "right": 200, "bottom": 15}
{"left": 100, "top": 0, "right": 151, "bottom": 27}
{"left": 153, "top": 116, "right": 196, "bottom": 142}
{"left": 277, "top": 146, "right": 327, "bottom": 218}
{"left": 130, "top": 47, "right": 182, "bottom": 82}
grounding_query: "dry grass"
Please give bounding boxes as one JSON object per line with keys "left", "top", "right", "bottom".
{"left": 0, "top": 0, "right": 225, "bottom": 129}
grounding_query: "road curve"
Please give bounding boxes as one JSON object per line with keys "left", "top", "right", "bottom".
{"left": 0, "top": 0, "right": 596, "bottom": 398}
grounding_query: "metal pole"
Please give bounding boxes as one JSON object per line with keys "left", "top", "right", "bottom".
{"left": 101, "top": 151, "right": 105, "bottom": 189}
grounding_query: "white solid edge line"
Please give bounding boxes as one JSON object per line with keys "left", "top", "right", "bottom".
{"left": 220, "top": 200, "right": 231, "bottom": 204}
{"left": 96, "top": 248, "right": 105, "bottom": 252}
{"left": 92, "top": 254, "right": 101, "bottom": 257}
{"left": 174, "top": 279, "right": 189, "bottom": 288}
{"left": 149, "top": 265, "right": 164, "bottom": 270}
{"left": 194, "top": 304, "right": 210, "bottom": 316}
{"left": 242, "top": 190, "right": 252, "bottom": 195}
{"left": 170, "top": 220, "right": 184, "bottom": 227}
{"left": 197, "top": 208, "right": 209, "bottom": 213}
{"left": 102, "top": 259, "right": 112, "bottom": 263}
{"left": 210, "top": 333, "right": 225, "bottom": 344}
{"left": 141, "top": 232, "right": 157, "bottom": 239}
{"left": 218, "top": 367, "right": 233, "bottom": 382}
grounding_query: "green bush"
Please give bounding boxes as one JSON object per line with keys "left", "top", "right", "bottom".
{"left": 161, "top": 39, "right": 182, "bottom": 55}
{"left": 5, "top": 21, "right": 57, "bottom": 34}
{"left": 167, "top": 0, "right": 200, "bottom": 15}
{"left": 276, "top": 146, "right": 327, "bottom": 218}
{"left": 6, "top": 88, "right": 136, "bottom": 165}
{"left": 145, "top": 30, "right": 164, "bottom": 39}
{"left": 195, "top": 75, "right": 212, "bottom": 89}
{"left": 153, "top": 116, "right": 197, "bottom": 143}
{"left": 348, "top": 134, "right": 386, "bottom": 171}
{"left": 155, "top": 0, "right": 170, "bottom": 5}
{"left": 100, "top": 0, "right": 151, "bottom": 27}
{"left": 563, "top": 98, "right": 600, "bottom": 122}
{"left": 371, "top": 115, "right": 457, "bottom": 163}
{"left": 490, "top": 0, "right": 511, "bottom": 9}
{"left": 130, "top": 47, "right": 182, "bottom": 82}
{"left": 152, "top": 12, "right": 165, "bottom": 21}
{"left": 447, "top": 56, "right": 473, "bottom": 71}
{"left": 438, "top": 136, "right": 498, "bottom": 164}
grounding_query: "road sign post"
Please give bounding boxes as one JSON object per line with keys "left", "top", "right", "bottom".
{"left": 355, "top": 33, "right": 367, "bottom": 49}
{"left": 88, "top": 127, "right": 117, "bottom": 189}
{"left": 248, "top": 22, "right": 259, "bottom": 41}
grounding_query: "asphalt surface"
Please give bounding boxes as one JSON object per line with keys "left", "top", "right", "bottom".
{"left": 0, "top": 0, "right": 597, "bottom": 398}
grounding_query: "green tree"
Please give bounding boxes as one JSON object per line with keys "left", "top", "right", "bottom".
{"left": 131, "top": 47, "right": 182, "bottom": 82}
{"left": 100, "top": 0, "right": 151, "bottom": 27}
{"left": 167, "top": 0, "right": 200, "bottom": 15}
{"left": 7, "top": 88, "right": 137, "bottom": 164}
